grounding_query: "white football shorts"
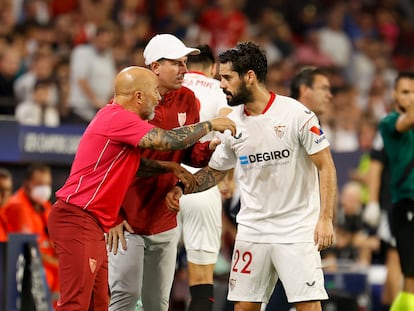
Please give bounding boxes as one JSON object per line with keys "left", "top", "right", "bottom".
{"left": 178, "top": 185, "right": 222, "bottom": 264}
{"left": 227, "top": 240, "right": 328, "bottom": 303}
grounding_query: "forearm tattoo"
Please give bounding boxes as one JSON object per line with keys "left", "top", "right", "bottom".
{"left": 136, "top": 158, "right": 171, "bottom": 177}
{"left": 192, "top": 166, "right": 228, "bottom": 193}
{"left": 140, "top": 121, "right": 211, "bottom": 150}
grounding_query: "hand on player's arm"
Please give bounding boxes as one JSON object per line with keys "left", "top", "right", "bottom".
{"left": 166, "top": 186, "right": 183, "bottom": 213}
{"left": 168, "top": 162, "right": 197, "bottom": 193}
{"left": 139, "top": 117, "right": 236, "bottom": 151}
{"left": 165, "top": 166, "right": 230, "bottom": 213}
{"left": 107, "top": 220, "right": 134, "bottom": 255}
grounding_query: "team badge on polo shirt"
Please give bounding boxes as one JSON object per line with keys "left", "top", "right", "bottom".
{"left": 274, "top": 125, "right": 286, "bottom": 139}
{"left": 178, "top": 112, "right": 186, "bottom": 127}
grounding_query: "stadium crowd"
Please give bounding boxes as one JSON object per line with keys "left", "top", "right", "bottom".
{"left": 1, "top": 0, "right": 414, "bottom": 310}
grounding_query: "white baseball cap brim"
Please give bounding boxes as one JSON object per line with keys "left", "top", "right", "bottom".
{"left": 143, "top": 34, "right": 200, "bottom": 65}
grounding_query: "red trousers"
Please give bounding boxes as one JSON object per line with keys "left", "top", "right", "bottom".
{"left": 47, "top": 200, "right": 108, "bottom": 310}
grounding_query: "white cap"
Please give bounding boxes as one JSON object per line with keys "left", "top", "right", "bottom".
{"left": 143, "top": 34, "right": 200, "bottom": 65}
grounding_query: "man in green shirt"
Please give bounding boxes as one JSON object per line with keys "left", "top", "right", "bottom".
{"left": 380, "top": 71, "right": 414, "bottom": 311}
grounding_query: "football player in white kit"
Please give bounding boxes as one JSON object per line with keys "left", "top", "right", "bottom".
{"left": 179, "top": 45, "right": 232, "bottom": 310}
{"left": 166, "top": 42, "right": 337, "bottom": 311}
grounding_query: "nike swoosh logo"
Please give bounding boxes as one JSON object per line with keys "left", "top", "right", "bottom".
{"left": 306, "top": 281, "right": 316, "bottom": 287}
{"left": 305, "top": 110, "right": 312, "bottom": 114}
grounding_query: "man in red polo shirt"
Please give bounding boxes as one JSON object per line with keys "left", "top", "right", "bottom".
{"left": 107, "top": 34, "right": 221, "bottom": 311}
{"left": 47, "top": 66, "right": 235, "bottom": 311}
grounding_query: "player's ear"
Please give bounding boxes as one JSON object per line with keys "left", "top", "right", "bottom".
{"left": 245, "top": 70, "right": 255, "bottom": 84}
{"left": 210, "top": 63, "right": 216, "bottom": 77}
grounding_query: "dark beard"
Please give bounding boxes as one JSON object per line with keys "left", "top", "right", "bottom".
{"left": 225, "top": 82, "right": 254, "bottom": 107}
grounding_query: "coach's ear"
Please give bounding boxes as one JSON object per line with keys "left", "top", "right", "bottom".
{"left": 149, "top": 61, "right": 159, "bottom": 76}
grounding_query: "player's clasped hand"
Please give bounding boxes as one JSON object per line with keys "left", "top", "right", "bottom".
{"left": 166, "top": 187, "right": 183, "bottom": 213}
{"left": 210, "top": 117, "right": 236, "bottom": 136}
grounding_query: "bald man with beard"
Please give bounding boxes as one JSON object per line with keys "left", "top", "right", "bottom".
{"left": 47, "top": 66, "right": 236, "bottom": 311}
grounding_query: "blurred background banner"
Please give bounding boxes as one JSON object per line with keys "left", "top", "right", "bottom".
{"left": 0, "top": 120, "right": 86, "bottom": 164}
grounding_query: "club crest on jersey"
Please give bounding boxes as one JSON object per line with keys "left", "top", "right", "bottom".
{"left": 274, "top": 125, "right": 286, "bottom": 139}
{"left": 178, "top": 112, "right": 186, "bottom": 127}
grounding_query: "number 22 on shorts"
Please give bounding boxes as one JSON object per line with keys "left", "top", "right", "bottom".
{"left": 232, "top": 249, "right": 253, "bottom": 274}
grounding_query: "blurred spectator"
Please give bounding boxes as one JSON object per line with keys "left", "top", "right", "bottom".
{"left": 54, "top": 57, "right": 73, "bottom": 123}
{"left": 112, "top": 0, "right": 148, "bottom": 29}
{"left": 15, "top": 78, "right": 60, "bottom": 127}
{"left": 0, "top": 45, "right": 23, "bottom": 115}
{"left": 253, "top": 30, "right": 282, "bottom": 66}
{"left": 349, "top": 114, "right": 378, "bottom": 203}
{"left": 323, "top": 181, "right": 380, "bottom": 270}
{"left": 0, "top": 168, "right": 13, "bottom": 242}
{"left": 254, "top": 9, "right": 295, "bottom": 58}
{"left": 0, "top": 167, "right": 12, "bottom": 207}
{"left": 265, "top": 60, "right": 295, "bottom": 96}
{"left": 375, "top": 7, "right": 399, "bottom": 53}
{"left": 197, "top": 0, "right": 248, "bottom": 54}
{"left": 1, "top": 163, "right": 59, "bottom": 299}
{"left": 317, "top": 3, "right": 352, "bottom": 70}
{"left": 14, "top": 52, "right": 58, "bottom": 106}
{"left": 156, "top": 0, "right": 193, "bottom": 39}
{"left": 294, "top": 30, "right": 335, "bottom": 68}
{"left": 328, "top": 85, "right": 361, "bottom": 152}
{"left": 343, "top": 1, "right": 378, "bottom": 46}
{"left": 112, "top": 18, "right": 151, "bottom": 70}
{"left": 68, "top": 23, "right": 116, "bottom": 123}
{"left": 18, "top": 0, "right": 51, "bottom": 25}
{"left": 48, "top": 0, "right": 78, "bottom": 17}
{"left": 0, "top": 0, "right": 17, "bottom": 37}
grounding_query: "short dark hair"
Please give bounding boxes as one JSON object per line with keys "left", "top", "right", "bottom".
{"left": 290, "top": 67, "right": 327, "bottom": 100}
{"left": 218, "top": 42, "right": 267, "bottom": 83}
{"left": 187, "top": 44, "right": 215, "bottom": 67}
{"left": 0, "top": 168, "right": 12, "bottom": 180}
{"left": 395, "top": 71, "right": 414, "bottom": 88}
{"left": 24, "top": 163, "right": 51, "bottom": 180}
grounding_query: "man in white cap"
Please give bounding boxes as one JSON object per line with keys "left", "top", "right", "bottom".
{"left": 107, "top": 34, "right": 217, "bottom": 311}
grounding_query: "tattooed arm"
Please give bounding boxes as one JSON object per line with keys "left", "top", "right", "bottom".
{"left": 137, "top": 158, "right": 177, "bottom": 177}
{"left": 192, "top": 166, "right": 229, "bottom": 193}
{"left": 138, "top": 117, "right": 236, "bottom": 151}
{"left": 166, "top": 166, "right": 229, "bottom": 212}
{"left": 137, "top": 158, "right": 197, "bottom": 191}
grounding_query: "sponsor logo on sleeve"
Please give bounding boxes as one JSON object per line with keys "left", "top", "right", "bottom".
{"left": 310, "top": 125, "right": 327, "bottom": 144}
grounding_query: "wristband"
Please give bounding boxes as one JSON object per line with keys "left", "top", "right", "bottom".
{"left": 175, "top": 181, "right": 185, "bottom": 193}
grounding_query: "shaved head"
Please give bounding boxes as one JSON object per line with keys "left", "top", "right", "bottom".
{"left": 114, "top": 66, "right": 157, "bottom": 97}
{"left": 113, "top": 66, "right": 161, "bottom": 120}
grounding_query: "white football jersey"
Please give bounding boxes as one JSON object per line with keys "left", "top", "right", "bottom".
{"left": 209, "top": 93, "right": 330, "bottom": 243}
{"left": 183, "top": 71, "right": 229, "bottom": 141}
